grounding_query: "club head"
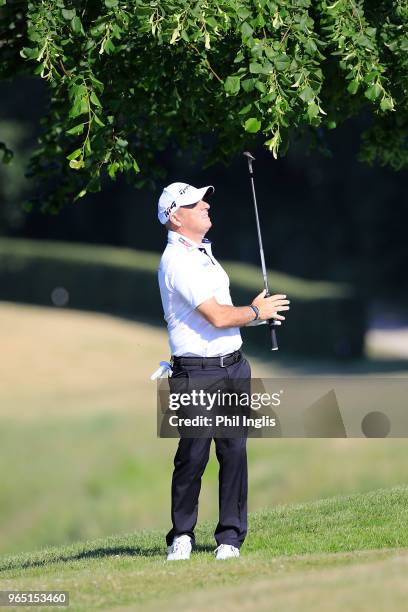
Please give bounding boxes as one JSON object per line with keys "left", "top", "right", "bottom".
{"left": 243, "top": 151, "right": 256, "bottom": 161}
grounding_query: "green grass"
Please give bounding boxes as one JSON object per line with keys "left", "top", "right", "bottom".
{"left": 1, "top": 303, "right": 408, "bottom": 609}
{"left": 2, "top": 413, "right": 408, "bottom": 557}
{"left": 1, "top": 487, "right": 408, "bottom": 611}
{"left": 1, "top": 302, "right": 408, "bottom": 558}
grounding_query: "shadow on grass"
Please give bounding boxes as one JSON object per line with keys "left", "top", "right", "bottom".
{"left": 193, "top": 544, "right": 216, "bottom": 554}
{"left": 0, "top": 540, "right": 220, "bottom": 573}
{"left": 0, "top": 543, "right": 164, "bottom": 573}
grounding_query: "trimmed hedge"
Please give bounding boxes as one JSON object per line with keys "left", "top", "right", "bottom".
{"left": 0, "top": 238, "right": 366, "bottom": 358}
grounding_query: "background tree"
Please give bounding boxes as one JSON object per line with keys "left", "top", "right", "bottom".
{"left": 0, "top": 0, "right": 407, "bottom": 211}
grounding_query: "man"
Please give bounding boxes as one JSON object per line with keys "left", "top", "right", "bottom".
{"left": 157, "top": 181, "right": 289, "bottom": 561}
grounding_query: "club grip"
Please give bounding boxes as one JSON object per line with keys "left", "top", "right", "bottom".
{"left": 265, "top": 291, "right": 279, "bottom": 351}
{"left": 268, "top": 321, "right": 279, "bottom": 351}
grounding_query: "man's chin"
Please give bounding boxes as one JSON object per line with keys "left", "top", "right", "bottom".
{"left": 200, "top": 219, "right": 212, "bottom": 234}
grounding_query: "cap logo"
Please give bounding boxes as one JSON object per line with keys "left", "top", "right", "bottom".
{"left": 178, "top": 185, "right": 191, "bottom": 195}
{"left": 164, "top": 201, "right": 177, "bottom": 218}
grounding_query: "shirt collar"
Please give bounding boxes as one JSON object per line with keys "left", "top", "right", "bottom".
{"left": 167, "top": 231, "right": 212, "bottom": 252}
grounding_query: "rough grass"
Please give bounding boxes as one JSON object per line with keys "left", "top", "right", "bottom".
{"left": 1, "top": 487, "right": 408, "bottom": 611}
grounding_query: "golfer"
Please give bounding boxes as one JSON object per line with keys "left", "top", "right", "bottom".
{"left": 157, "top": 182, "right": 290, "bottom": 560}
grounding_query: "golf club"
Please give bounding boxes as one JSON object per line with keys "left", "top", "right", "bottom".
{"left": 243, "top": 151, "right": 279, "bottom": 351}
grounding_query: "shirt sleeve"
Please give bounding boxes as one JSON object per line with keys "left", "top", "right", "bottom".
{"left": 169, "top": 257, "right": 214, "bottom": 309}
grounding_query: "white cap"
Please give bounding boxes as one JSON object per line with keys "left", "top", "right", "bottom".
{"left": 157, "top": 182, "right": 214, "bottom": 224}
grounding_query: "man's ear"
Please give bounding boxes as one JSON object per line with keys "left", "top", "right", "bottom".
{"left": 169, "top": 212, "right": 182, "bottom": 228}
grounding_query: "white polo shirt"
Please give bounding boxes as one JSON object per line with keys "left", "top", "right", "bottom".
{"left": 158, "top": 231, "right": 242, "bottom": 357}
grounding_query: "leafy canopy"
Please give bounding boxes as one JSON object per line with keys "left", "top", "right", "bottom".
{"left": 0, "top": 0, "right": 407, "bottom": 210}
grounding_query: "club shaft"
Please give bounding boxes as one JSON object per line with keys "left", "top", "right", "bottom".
{"left": 248, "top": 173, "right": 269, "bottom": 295}
{"left": 244, "top": 153, "right": 279, "bottom": 351}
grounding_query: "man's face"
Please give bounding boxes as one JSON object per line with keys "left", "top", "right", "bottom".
{"left": 174, "top": 199, "right": 212, "bottom": 235}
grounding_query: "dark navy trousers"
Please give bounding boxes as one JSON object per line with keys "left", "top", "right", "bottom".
{"left": 166, "top": 353, "right": 251, "bottom": 549}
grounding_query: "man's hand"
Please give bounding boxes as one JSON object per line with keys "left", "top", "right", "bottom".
{"left": 196, "top": 293, "right": 289, "bottom": 329}
{"left": 252, "top": 290, "right": 290, "bottom": 322}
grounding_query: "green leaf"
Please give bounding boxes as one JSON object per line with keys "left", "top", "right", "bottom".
{"left": 69, "top": 158, "right": 84, "bottom": 169}
{"left": 260, "top": 61, "right": 273, "bottom": 75}
{"left": 237, "top": 8, "right": 251, "bottom": 20}
{"left": 249, "top": 62, "right": 263, "bottom": 74}
{"left": 66, "top": 123, "right": 85, "bottom": 136}
{"left": 365, "top": 83, "right": 381, "bottom": 101}
{"left": 224, "top": 76, "right": 241, "bottom": 95}
{"left": 105, "top": 0, "right": 118, "bottom": 7}
{"left": 62, "top": 8, "right": 76, "bottom": 20}
{"left": 69, "top": 101, "right": 82, "bottom": 119}
{"left": 234, "top": 51, "right": 244, "bottom": 64}
{"left": 66, "top": 148, "right": 82, "bottom": 161}
{"left": 241, "top": 22, "right": 253, "bottom": 39}
{"left": 242, "top": 78, "right": 255, "bottom": 92}
{"left": 265, "top": 130, "right": 281, "bottom": 159}
{"left": 380, "top": 97, "right": 394, "bottom": 112}
{"left": 93, "top": 114, "right": 105, "bottom": 127}
{"left": 90, "top": 91, "right": 102, "bottom": 107}
{"left": 299, "top": 86, "right": 315, "bottom": 103}
{"left": 89, "top": 75, "right": 104, "bottom": 93}
{"left": 104, "top": 39, "right": 116, "bottom": 54}
{"left": 238, "top": 103, "right": 252, "bottom": 115}
{"left": 20, "top": 47, "right": 39, "bottom": 60}
{"left": 244, "top": 117, "right": 261, "bottom": 133}
{"left": 90, "top": 20, "right": 108, "bottom": 37}
{"left": 255, "top": 13, "right": 265, "bottom": 28}
{"left": 260, "top": 92, "right": 276, "bottom": 103}
{"left": 306, "top": 102, "right": 319, "bottom": 121}
{"left": 274, "top": 54, "right": 290, "bottom": 71}
{"left": 116, "top": 138, "right": 128, "bottom": 147}
{"left": 206, "top": 17, "right": 219, "bottom": 29}
{"left": 80, "top": 97, "right": 90, "bottom": 114}
{"left": 108, "top": 162, "right": 119, "bottom": 179}
{"left": 74, "top": 189, "right": 87, "bottom": 200}
{"left": 70, "top": 91, "right": 90, "bottom": 118}
{"left": 347, "top": 80, "right": 359, "bottom": 95}
{"left": 71, "top": 16, "right": 84, "bottom": 35}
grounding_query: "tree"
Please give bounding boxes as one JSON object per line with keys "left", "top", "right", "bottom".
{"left": 0, "top": 0, "right": 407, "bottom": 211}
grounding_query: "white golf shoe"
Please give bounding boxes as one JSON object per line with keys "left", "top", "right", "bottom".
{"left": 214, "top": 544, "right": 240, "bottom": 560}
{"left": 166, "top": 535, "right": 192, "bottom": 561}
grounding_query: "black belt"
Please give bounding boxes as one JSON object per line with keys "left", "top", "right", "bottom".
{"left": 172, "top": 349, "right": 242, "bottom": 368}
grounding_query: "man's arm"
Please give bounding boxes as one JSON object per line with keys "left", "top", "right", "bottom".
{"left": 196, "top": 291, "right": 290, "bottom": 329}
